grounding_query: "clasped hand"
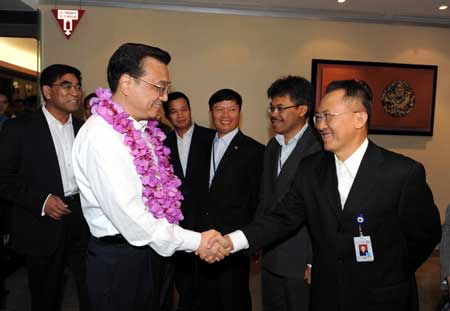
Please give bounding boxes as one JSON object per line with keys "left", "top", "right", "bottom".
{"left": 195, "top": 230, "right": 234, "bottom": 264}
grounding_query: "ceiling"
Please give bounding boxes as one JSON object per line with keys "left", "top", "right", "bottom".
{"left": 3, "top": 0, "right": 450, "bottom": 27}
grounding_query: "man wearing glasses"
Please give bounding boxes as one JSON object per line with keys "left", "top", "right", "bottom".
{"left": 218, "top": 79, "right": 441, "bottom": 311}
{"left": 72, "top": 43, "right": 227, "bottom": 311}
{"left": 258, "top": 76, "right": 321, "bottom": 311}
{"left": 0, "top": 64, "right": 89, "bottom": 311}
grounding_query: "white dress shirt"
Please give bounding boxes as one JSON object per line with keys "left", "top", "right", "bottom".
{"left": 209, "top": 127, "right": 239, "bottom": 186}
{"left": 72, "top": 115, "right": 201, "bottom": 257}
{"left": 42, "top": 105, "right": 78, "bottom": 196}
{"left": 176, "top": 123, "right": 194, "bottom": 177}
{"left": 275, "top": 123, "right": 308, "bottom": 175}
{"left": 335, "top": 138, "right": 368, "bottom": 208}
{"left": 228, "top": 137, "right": 369, "bottom": 252}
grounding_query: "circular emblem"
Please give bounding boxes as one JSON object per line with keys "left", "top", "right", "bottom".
{"left": 381, "top": 81, "right": 416, "bottom": 118}
{"left": 356, "top": 214, "right": 365, "bottom": 224}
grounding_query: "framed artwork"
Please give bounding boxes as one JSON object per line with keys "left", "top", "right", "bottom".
{"left": 311, "top": 59, "right": 438, "bottom": 136}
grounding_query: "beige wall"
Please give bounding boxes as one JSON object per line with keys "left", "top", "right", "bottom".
{"left": 0, "top": 37, "right": 38, "bottom": 71}
{"left": 40, "top": 5, "right": 450, "bottom": 218}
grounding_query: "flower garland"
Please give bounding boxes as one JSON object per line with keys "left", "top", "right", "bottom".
{"left": 90, "top": 88, "right": 184, "bottom": 224}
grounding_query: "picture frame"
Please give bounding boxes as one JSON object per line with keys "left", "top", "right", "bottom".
{"left": 311, "top": 59, "right": 438, "bottom": 136}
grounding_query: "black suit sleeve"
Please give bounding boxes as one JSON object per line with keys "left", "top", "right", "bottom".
{"left": 0, "top": 121, "right": 47, "bottom": 214}
{"left": 241, "top": 164, "right": 307, "bottom": 253}
{"left": 398, "top": 162, "right": 441, "bottom": 272}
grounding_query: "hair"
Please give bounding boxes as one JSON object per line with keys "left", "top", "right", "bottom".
{"left": 162, "top": 91, "right": 190, "bottom": 115}
{"left": 267, "top": 75, "right": 313, "bottom": 111}
{"left": 325, "top": 79, "right": 373, "bottom": 124}
{"left": 83, "top": 92, "right": 97, "bottom": 109}
{"left": 40, "top": 64, "right": 82, "bottom": 100}
{"left": 107, "top": 43, "right": 171, "bottom": 92}
{"left": 208, "top": 88, "right": 242, "bottom": 110}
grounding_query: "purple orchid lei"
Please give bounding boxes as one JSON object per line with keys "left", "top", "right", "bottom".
{"left": 90, "top": 88, "right": 184, "bottom": 224}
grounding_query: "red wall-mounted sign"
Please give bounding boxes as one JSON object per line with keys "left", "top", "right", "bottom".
{"left": 52, "top": 9, "right": 85, "bottom": 39}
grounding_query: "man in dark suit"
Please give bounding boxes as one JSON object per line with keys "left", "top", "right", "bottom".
{"left": 221, "top": 80, "right": 441, "bottom": 311}
{"left": 259, "top": 76, "right": 321, "bottom": 311}
{"left": 161, "top": 91, "right": 214, "bottom": 311}
{"left": 196, "top": 88, "right": 264, "bottom": 311}
{"left": 0, "top": 64, "right": 90, "bottom": 311}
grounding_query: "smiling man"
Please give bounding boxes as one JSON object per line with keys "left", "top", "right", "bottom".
{"left": 0, "top": 64, "right": 89, "bottom": 311}
{"left": 162, "top": 92, "right": 214, "bottom": 311}
{"left": 258, "top": 76, "right": 322, "bottom": 311}
{"left": 222, "top": 79, "right": 441, "bottom": 311}
{"left": 195, "top": 88, "right": 264, "bottom": 311}
{"left": 72, "top": 43, "right": 227, "bottom": 311}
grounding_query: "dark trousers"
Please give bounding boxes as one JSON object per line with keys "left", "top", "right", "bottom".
{"left": 160, "top": 256, "right": 175, "bottom": 311}
{"left": 261, "top": 268, "right": 310, "bottom": 311}
{"left": 27, "top": 197, "right": 89, "bottom": 311}
{"left": 196, "top": 253, "right": 251, "bottom": 311}
{"left": 174, "top": 252, "right": 199, "bottom": 311}
{"left": 86, "top": 236, "right": 163, "bottom": 311}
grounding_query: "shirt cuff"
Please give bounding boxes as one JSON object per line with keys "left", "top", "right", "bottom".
{"left": 227, "top": 230, "right": 249, "bottom": 253}
{"left": 176, "top": 227, "right": 202, "bottom": 253}
{"left": 41, "top": 193, "right": 52, "bottom": 216}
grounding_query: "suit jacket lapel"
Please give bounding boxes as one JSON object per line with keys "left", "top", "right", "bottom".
{"left": 343, "top": 141, "right": 383, "bottom": 214}
{"left": 316, "top": 152, "right": 342, "bottom": 219}
{"left": 210, "top": 130, "right": 242, "bottom": 188}
{"left": 267, "top": 141, "right": 280, "bottom": 189}
{"left": 35, "top": 110, "right": 64, "bottom": 192}
{"left": 167, "top": 131, "right": 183, "bottom": 180}
{"left": 276, "top": 127, "right": 315, "bottom": 188}
{"left": 185, "top": 124, "right": 199, "bottom": 180}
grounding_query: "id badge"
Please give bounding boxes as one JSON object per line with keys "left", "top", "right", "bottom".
{"left": 353, "top": 236, "right": 374, "bottom": 262}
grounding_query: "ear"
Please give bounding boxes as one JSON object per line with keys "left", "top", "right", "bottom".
{"left": 118, "top": 74, "right": 133, "bottom": 96}
{"left": 354, "top": 111, "right": 369, "bottom": 129}
{"left": 42, "top": 85, "right": 52, "bottom": 101}
{"left": 297, "top": 105, "right": 308, "bottom": 118}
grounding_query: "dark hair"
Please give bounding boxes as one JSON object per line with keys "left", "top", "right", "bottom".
{"left": 267, "top": 75, "right": 313, "bottom": 111}
{"left": 83, "top": 92, "right": 97, "bottom": 110}
{"left": 40, "top": 64, "right": 82, "bottom": 100}
{"left": 162, "top": 91, "right": 190, "bottom": 115}
{"left": 325, "top": 79, "right": 373, "bottom": 124}
{"left": 107, "top": 43, "right": 171, "bottom": 92}
{"left": 208, "top": 89, "right": 242, "bottom": 110}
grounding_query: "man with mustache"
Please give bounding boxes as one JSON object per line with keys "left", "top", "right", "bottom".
{"left": 0, "top": 64, "right": 90, "bottom": 311}
{"left": 259, "top": 76, "right": 321, "bottom": 311}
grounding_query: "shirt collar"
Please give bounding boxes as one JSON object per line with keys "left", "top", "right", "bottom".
{"left": 130, "top": 117, "right": 148, "bottom": 133}
{"left": 42, "top": 105, "right": 72, "bottom": 126}
{"left": 176, "top": 123, "right": 194, "bottom": 140}
{"left": 215, "top": 127, "right": 239, "bottom": 145}
{"left": 275, "top": 123, "right": 308, "bottom": 148}
{"left": 334, "top": 138, "right": 369, "bottom": 178}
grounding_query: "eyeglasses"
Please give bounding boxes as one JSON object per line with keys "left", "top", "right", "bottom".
{"left": 268, "top": 105, "right": 298, "bottom": 113}
{"left": 313, "top": 111, "right": 361, "bottom": 125}
{"left": 129, "top": 75, "right": 171, "bottom": 96}
{"left": 52, "top": 81, "right": 82, "bottom": 92}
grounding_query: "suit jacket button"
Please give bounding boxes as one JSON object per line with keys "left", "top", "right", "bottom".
{"left": 338, "top": 258, "right": 343, "bottom": 263}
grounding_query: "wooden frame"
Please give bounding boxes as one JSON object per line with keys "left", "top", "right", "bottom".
{"left": 311, "top": 59, "right": 438, "bottom": 136}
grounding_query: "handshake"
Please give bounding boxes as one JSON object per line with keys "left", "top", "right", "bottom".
{"left": 195, "top": 230, "right": 234, "bottom": 263}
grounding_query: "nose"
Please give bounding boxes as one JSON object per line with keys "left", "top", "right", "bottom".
{"left": 159, "top": 93, "right": 168, "bottom": 102}
{"left": 315, "top": 118, "right": 327, "bottom": 131}
{"left": 69, "top": 86, "right": 80, "bottom": 96}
